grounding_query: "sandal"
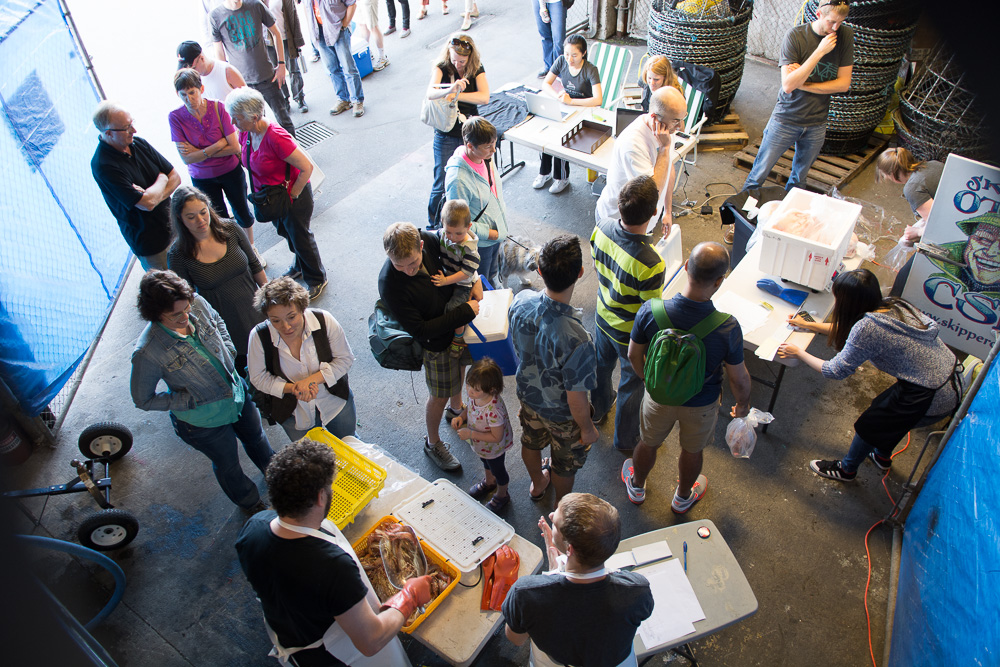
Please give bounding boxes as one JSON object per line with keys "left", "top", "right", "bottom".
{"left": 417, "top": 7, "right": 428, "bottom": 19}
{"left": 487, "top": 494, "right": 510, "bottom": 512}
{"left": 471, "top": 3, "right": 479, "bottom": 17}
{"left": 461, "top": 13, "right": 473, "bottom": 30}
{"left": 530, "top": 458, "right": 552, "bottom": 500}
{"left": 469, "top": 479, "right": 497, "bottom": 498}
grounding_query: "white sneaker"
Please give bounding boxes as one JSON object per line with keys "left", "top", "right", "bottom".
{"left": 373, "top": 56, "right": 389, "bottom": 71}
{"left": 532, "top": 173, "right": 552, "bottom": 189}
{"left": 252, "top": 244, "right": 266, "bottom": 269}
{"left": 549, "top": 178, "right": 570, "bottom": 194}
{"left": 401, "top": 28, "right": 411, "bottom": 38}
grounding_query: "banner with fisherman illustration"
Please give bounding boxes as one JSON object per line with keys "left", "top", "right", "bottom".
{"left": 901, "top": 154, "right": 1000, "bottom": 360}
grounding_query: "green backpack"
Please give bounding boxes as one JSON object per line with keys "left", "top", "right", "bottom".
{"left": 643, "top": 299, "right": 730, "bottom": 406}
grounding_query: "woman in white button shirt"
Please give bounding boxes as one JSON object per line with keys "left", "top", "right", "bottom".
{"left": 248, "top": 277, "right": 357, "bottom": 441}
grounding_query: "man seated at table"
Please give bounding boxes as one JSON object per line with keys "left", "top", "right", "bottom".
{"left": 502, "top": 492, "right": 653, "bottom": 666}
{"left": 622, "top": 242, "right": 751, "bottom": 512}
{"left": 595, "top": 86, "right": 688, "bottom": 232}
{"left": 378, "top": 222, "right": 481, "bottom": 471}
{"left": 236, "top": 439, "right": 433, "bottom": 666}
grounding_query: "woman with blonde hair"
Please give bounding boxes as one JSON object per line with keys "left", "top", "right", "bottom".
{"left": 425, "top": 32, "right": 489, "bottom": 229}
{"left": 875, "top": 147, "right": 944, "bottom": 295}
{"left": 638, "top": 55, "right": 681, "bottom": 112}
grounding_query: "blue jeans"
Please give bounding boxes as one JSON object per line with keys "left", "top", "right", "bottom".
{"left": 318, "top": 25, "right": 364, "bottom": 105}
{"left": 593, "top": 326, "right": 643, "bottom": 451}
{"left": 192, "top": 164, "right": 255, "bottom": 230}
{"left": 169, "top": 392, "right": 274, "bottom": 509}
{"left": 742, "top": 117, "right": 826, "bottom": 191}
{"left": 427, "top": 131, "right": 463, "bottom": 227}
{"left": 840, "top": 413, "right": 946, "bottom": 473}
{"left": 280, "top": 391, "right": 358, "bottom": 441}
{"left": 533, "top": 0, "right": 566, "bottom": 71}
{"left": 478, "top": 242, "right": 500, "bottom": 288}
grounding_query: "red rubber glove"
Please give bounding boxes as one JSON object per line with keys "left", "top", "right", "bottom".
{"left": 381, "top": 575, "right": 433, "bottom": 620}
{"left": 488, "top": 545, "right": 520, "bottom": 611}
{"left": 481, "top": 552, "right": 496, "bottom": 610}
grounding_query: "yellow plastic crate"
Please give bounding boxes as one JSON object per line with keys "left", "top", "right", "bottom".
{"left": 305, "top": 428, "right": 387, "bottom": 529}
{"left": 352, "top": 516, "right": 460, "bottom": 633}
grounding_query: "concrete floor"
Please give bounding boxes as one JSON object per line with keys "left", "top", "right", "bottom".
{"left": 2, "top": 4, "right": 936, "bottom": 665}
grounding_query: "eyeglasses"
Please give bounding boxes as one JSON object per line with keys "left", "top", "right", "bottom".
{"left": 450, "top": 38, "right": 473, "bottom": 56}
{"left": 655, "top": 115, "right": 685, "bottom": 129}
{"left": 107, "top": 123, "right": 136, "bottom": 134}
{"left": 163, "top": 303, "right": 192, "bottom": 322}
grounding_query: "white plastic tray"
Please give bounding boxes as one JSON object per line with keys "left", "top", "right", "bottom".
{"left": 395, "top": 478, "right": 515, "bottom": 572}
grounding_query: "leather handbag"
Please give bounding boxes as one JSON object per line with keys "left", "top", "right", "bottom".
{"left": 244, "top": 140, "right": 291, "bottom": 222}
{"left": 420, "top": 94, "right": 459, "bottom": 133}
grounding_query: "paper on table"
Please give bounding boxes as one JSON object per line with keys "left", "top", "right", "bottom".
{"left": 713, "top": 292, "right": 771, "bottom": 335}
{"left": 637, "top": 558, "right": 707, "bottom": 649}
{"left": 755, "top": 326, "right": 793, "bottom": 361}
{"left": 632, "top": 540, "right": 672, "bottom": 564}
{"left": 605, "top": 551, "right": 637, "bottom": 571}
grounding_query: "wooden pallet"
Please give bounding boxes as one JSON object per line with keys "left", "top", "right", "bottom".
{"left": 698, "top": 113, "right": 749, "bottom": 151}
{"left": 732, "top": 134, "right": 889, "bottom": 192}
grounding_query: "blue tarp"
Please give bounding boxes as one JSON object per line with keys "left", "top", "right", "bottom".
{"left": 890, "top": 355, "right": 1000, "bottom": 665}
{"left": 0, "top": 0, "right": 130, "bottom": 416}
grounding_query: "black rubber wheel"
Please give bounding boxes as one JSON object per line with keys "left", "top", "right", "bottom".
{"left": 78, "top": 422, "right": 133, "bottom": 461}
{"left": 77, "top": 509, "right": 139, "bottom": 551}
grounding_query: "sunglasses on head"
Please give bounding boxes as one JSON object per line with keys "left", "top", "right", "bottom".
{"left": 819, "top": 0, "right": 849, "bottom": 6}
{"left": 450, "top": 38, "right": 473, "bottom": 55}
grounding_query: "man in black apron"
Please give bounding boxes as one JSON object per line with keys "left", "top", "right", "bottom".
{"left": 236, "top": 439, "right": 432, "bottom": 666}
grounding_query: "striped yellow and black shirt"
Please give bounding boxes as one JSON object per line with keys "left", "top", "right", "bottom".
{"left": 590, "top": 219, "right": 666, "bottom": 348}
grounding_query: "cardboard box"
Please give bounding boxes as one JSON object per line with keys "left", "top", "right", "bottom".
{"left": 758, "top": 188, "right": 862, "bottom": 291}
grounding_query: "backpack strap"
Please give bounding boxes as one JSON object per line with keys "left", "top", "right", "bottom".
{"left": 308, "top": 309, "right": 350, "bottom": 400}
{"left": 255, "top": 322, "right": 289, "bottom": 382}
{"left": 689, "top": 310, "right": 731, "bottom": 340}
{"left": 650, "top": 298, "right": 673, "bottom": 331}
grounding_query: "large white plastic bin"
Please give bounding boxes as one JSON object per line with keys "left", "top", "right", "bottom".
{"left": 758, "top": 188, "right": 862, "bottom": 291}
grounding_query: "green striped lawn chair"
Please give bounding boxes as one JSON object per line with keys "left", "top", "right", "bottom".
{"left": 676, "top": 78, "right": 709, "bottom": 166}
{"left": 589, "top": 42, "right": 633, "bottom": 111}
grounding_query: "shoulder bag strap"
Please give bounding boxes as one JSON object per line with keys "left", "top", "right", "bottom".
{"left": 243, "top": 139, "right": 257, "bottom": 192}
{"left": 650, "top": 298, "right": 672, "bottom": 331}
{"left": 256, "top": 322, "right": 291, "bottom": 382}
{"left": 308, "top": 310, "right": 349, "bottom": 397}
{"left": 689, "top": 310, "right": 731, "bottom": 340}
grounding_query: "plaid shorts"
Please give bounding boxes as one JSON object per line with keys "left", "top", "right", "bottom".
{"left": 423, "top": 345, "right": 474, "bottom": 398}
{"left": 518, "top": 403, "right": 590, "bottom": 477}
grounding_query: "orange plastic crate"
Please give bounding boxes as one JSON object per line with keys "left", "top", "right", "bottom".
{"left": 351, "top": 515, "right": 460, "bottom": 633}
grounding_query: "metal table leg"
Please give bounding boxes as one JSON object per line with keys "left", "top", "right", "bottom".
{"left": 497, "top": 139, "right": 525, "bottom": 178}
{"left": 747, "top": 362, "right": 786, "bottom": 434}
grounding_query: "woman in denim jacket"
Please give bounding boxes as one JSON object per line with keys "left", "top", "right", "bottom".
{"left": 130, "top": 270, "right": 274, "bottom": 511}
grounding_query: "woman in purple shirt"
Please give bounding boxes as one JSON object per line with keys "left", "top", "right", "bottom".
{"left": 169, "top": 68, "right": 264, "bottom": 266}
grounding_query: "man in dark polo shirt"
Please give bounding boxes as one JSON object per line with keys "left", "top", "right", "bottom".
{"left": 378, "top": 222, "right": 480, "bottom": 471}
{"left": 91, "top": 101, "right": 181, "bottom": 270}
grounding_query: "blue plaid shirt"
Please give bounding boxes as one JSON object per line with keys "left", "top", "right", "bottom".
{"left": 509, "top": 291, "right": 596, "bottom": 422}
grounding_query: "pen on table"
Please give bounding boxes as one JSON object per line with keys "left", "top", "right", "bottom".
{"left": 683, "top": 542, "right": 688, "bottom": 572}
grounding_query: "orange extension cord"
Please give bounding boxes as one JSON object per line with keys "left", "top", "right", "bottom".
{"left": 863, "top": 432, "right": 911, "bottom": 667}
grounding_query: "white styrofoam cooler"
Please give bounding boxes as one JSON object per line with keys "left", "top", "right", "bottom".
{"left": 758, "top": 188, "right": 862, "bottom": 291}
{"left": 463, "top": 288, "right": 519, "bottom": 375}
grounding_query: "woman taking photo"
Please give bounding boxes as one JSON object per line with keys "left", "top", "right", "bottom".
{"left": 130, "top": 270, "right": 274, "bottom": 512}
{"left": 248, "top": 277, "right": 357, "bottom": 441}
{"left": 638, "top": 54, "right": 681, "bottom": 112}
{"left": 167, "top": 186, "right": 267, "bottom": 374}
{"left": 169, "top": 69, "right": 263, "bottom": 264}
{"left": 533, "top": 35, "right": 602, "bottom": 194}
{"left": 875, "top": 147, "right": 944, "bottom": 296}
{"left": 777, "top": 269, "right": 960, "bottom": 482}
{"left": 225, "top": 87, "right": 328, "bottom": 300}
{"left": 425, "top": 33, "right": 489, "bottom": 230}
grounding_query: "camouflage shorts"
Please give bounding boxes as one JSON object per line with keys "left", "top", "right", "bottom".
{"left": 424, "top": 345, "right": 474, "bottom": 398}
{"left": 518, "top": 403, "right": 590, "bottom": 477}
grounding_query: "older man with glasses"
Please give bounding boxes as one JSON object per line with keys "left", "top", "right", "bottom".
{"left": 91, "top": 101, "right": 181, "bottom": 271}
{"left": 742, "top": 0, "right": 853, "bottom": 192}
{"left": 595, "top": 86, "right": 688, "bottom": 232}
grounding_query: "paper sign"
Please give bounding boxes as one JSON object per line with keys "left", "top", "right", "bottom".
{"left": 637, "top": 558, "right": 706, "bottom": 648}
{"left": 632, "top": 540, "right": 673, "bottom": 564}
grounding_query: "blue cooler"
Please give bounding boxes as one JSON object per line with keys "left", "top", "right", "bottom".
{"left": 463, "top": 288, "right": 519, "bottom": 376}
{"left": 349, "top": 23, "right": 374, "bottom": 78}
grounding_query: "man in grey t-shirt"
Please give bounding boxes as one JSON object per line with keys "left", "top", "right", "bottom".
{"left": 742, "top": 0, "right": 853, "bottom": 191}
{"left": 211, "top": 0, "right": 297, "bottom": 136}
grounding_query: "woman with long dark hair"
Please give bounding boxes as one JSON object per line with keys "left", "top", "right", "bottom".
{"left": 777, "top": 269, "right": 961, "bottom": 481}
{"left": 167, "top": 185, "right": 266, "bottom": 373}
{"left": 424, "top": 32, "right": 489, "bottom": 230}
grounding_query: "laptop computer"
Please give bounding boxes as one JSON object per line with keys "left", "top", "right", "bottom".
{"left": 614, "top": 107, "right": 644, "bottom": 137}
{"left": 525, "top": 92, "right": 570, "bottom": 122}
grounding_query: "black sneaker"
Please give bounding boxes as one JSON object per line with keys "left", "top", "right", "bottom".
{"left": 809, "top": 459, "right": 857, "bottom": 482}
{"left": 868, "top": 451, "right": 892, "bottom": 472}
{"left": 307, "top": 280, "right": 328, "bottom": 300}
{"left": 283, "top": 266, "right": 303, "bottom": 280}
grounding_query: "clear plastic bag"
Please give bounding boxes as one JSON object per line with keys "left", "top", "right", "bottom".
{"left": 726, "top": 408, "right": 775, "bottom": 458}
{"left": 884, "top": 241, "right": 916, "bottom": 273}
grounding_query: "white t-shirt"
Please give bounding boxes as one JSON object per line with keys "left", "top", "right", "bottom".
{"left": 595, "top": 115, "right": 663, "bottom": 222}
